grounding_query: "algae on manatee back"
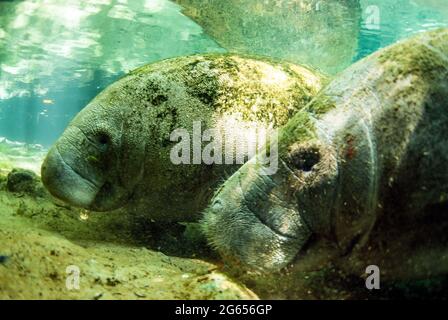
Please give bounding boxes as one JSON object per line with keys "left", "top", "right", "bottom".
{"left": 41, "top": 54, "right": 325, "bottom": 223}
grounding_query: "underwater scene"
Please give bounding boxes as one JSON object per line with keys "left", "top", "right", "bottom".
{"left": 0, "top": 0, "right": 448, "bottom": 300}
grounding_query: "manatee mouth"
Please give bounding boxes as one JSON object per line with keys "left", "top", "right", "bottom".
{"left": 88, "top": 180, "right": 132, "bottom": 212}
{"left": 41, "top": 146, "right": 101, "bottom": 208}
{"left": 42, "top": 144, "right": 133, "bottom": 211}
{"left": 202, "top": 169, "right": 312, "bottom": 272}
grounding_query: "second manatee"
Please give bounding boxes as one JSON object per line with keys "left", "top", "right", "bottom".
{"left": 202, "top": 29, "right": 448, "bottom": 282}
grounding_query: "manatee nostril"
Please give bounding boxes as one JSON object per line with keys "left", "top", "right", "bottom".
{"left": 102, "top": 181, "right": 112, "bottom": 193}
{"left": 291, "top": 147, "right": 321, "bottom": 172}
{"left": 95, "top": 132, "right": 110, "bottom": 151}
{"left": 99, "top": 136, "right": 108, "bottom": 145}
{"left": 212, "top": 199, "right": 223, "bottom": 211}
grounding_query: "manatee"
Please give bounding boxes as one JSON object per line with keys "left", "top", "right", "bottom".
{"left": 174, "top": 0, "right": 361, "bottom": 74}
{"left": 41, "top": 54, "right": 324, "bottom": 222}
{"left": 202, "top": 29, "right": 448, "bottom": 283}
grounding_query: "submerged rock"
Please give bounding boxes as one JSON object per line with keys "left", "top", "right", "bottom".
{"left": 174, "top": 0, "right": 361, "bottom": 74}
{"left": 6, "top": 168, "right": 44, "bottom": 196}
{"left": 202, "top": 29, "right": 448, "bottom": 297}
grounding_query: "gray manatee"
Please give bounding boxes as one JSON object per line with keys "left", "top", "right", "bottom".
{"left": 41, "top": 54, "right": 324, "bottom": 222}
{"left": 202, "top": 29, "right": 448, "bottom": 282}
{"left": 174, "top": 0, "right": 361, "bottom": 74}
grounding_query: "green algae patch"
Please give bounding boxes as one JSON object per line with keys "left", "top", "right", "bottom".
{"left": 209, "top": 55, "right": 325, "bottom": 127}
{"left": 307, "top": 94, "right": 337, "bottom": 116}
{"left": 133, "top": 53, "right": 325, "bottom": 128}
{"left": 277, "top": 93, "right": 337, "bottom": 155}
{"left": 86, "top": 155, "right": 101, "bottom": 165}
{"left": 378, "top": 29, "right": 448, "bottom": 82}
{"left": 130, "top": 53, "right": 325, "bottom": 129}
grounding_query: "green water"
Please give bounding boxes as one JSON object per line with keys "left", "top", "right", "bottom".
{"left": 0, "top": 0, "right": 447, "bottom": 153}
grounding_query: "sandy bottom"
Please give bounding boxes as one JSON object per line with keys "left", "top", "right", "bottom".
{"left": 0, "top": 169, "right": 257, "bottom": 300}
{"left": 1, "top": 166, "right": 446, "bottom": 300}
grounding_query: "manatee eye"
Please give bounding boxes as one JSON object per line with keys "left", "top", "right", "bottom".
{"left": 290, "top": 147, "right": 321, "bottom": 172}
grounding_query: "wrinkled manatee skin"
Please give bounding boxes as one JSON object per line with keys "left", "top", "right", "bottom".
{"left": 202, "top": 29, "right": 448, "bottom": 282}
{"left": 41, "top": 54, "right": 324, "bottom": 222}
{"left": 174, "top": 0, "right": 361, "bottom": 74}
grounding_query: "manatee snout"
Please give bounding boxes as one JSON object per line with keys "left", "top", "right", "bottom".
{"left": 202, "top": 139, "right": 340, "bottom": 272}
{"left": 41, "top": 109, "right": 139, "bottom": 212}
{"left": 41, "top": 145, "right": 100, "bottom": 208}
{"left": 202, "top": 157, "right": 317, "bottom": 272}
